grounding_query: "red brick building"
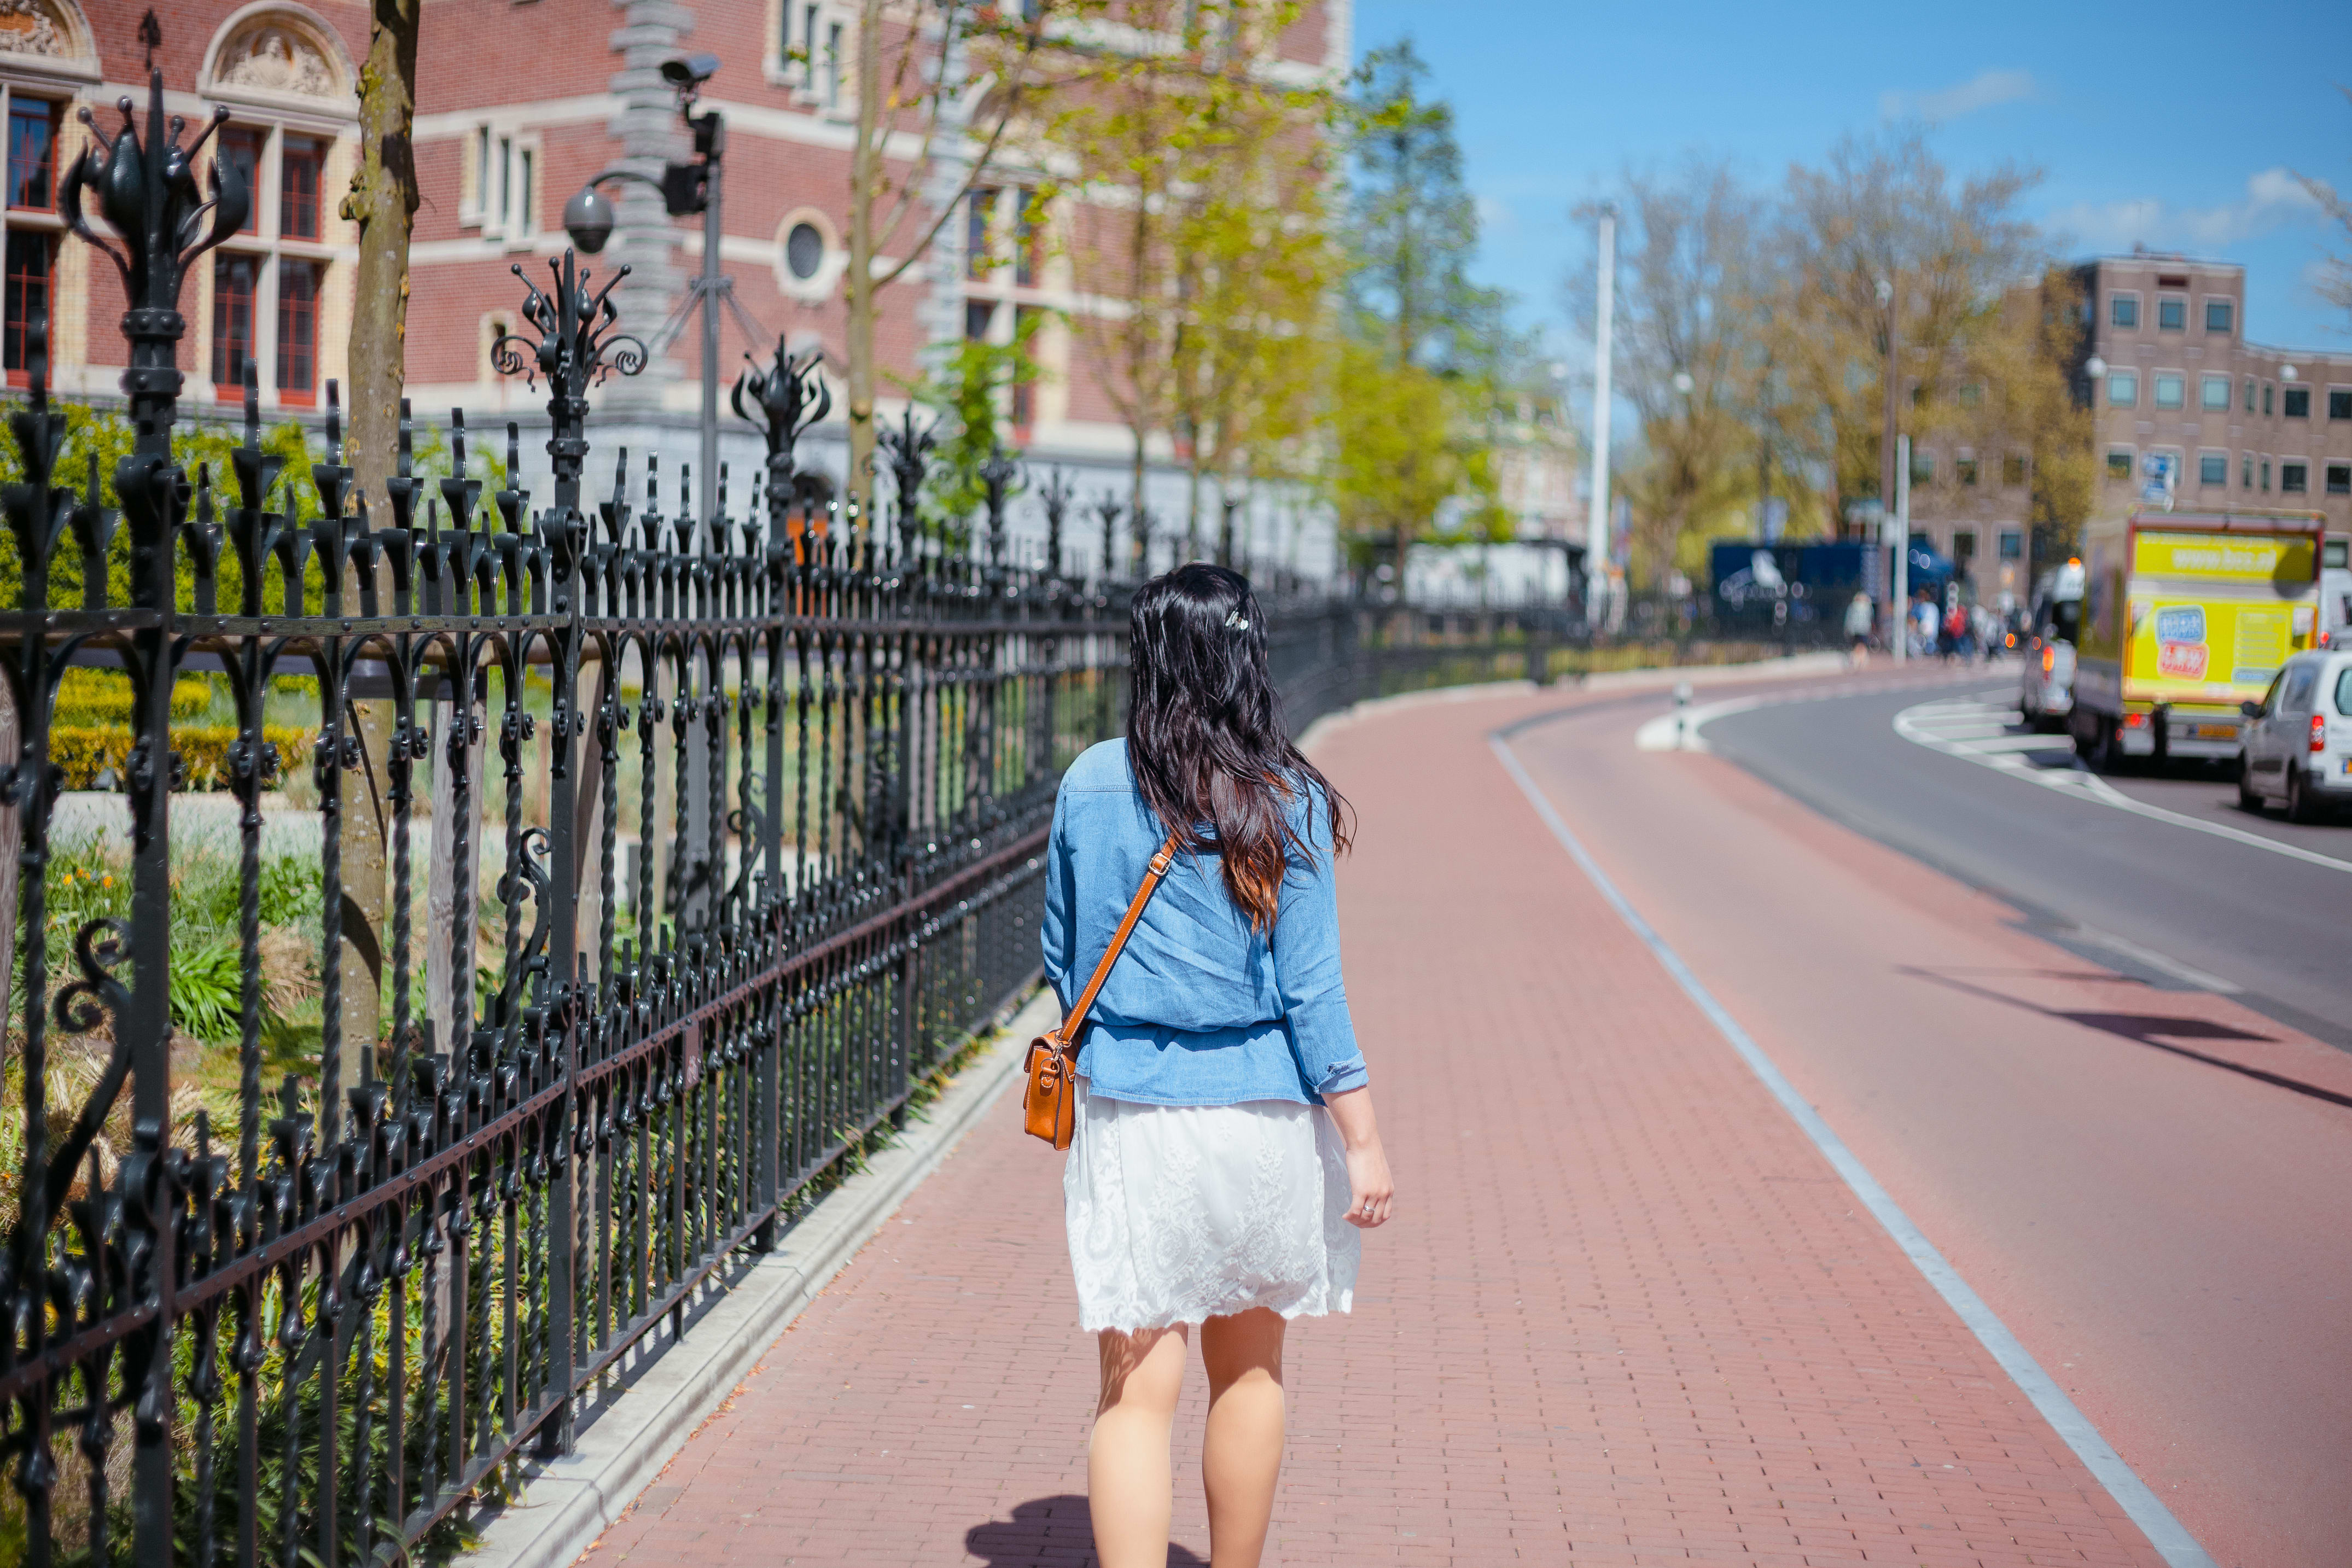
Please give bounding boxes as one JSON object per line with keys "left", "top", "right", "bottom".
{"left": 20, "top": 0, "right": 1348, "bottom": 570}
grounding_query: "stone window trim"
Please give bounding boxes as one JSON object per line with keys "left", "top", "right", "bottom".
{"left": 2203, "top": 296, "right": 2234, "bottom": 335}
{"left": 2152, "top": 370, "right": 2185, "bottom": 411}
{"left": 460, "top": 124, "right": 541, "bottom": 247}
{"left": 762, "top": 0, "right": 855, "bottom": 116}
{"left": 771, "top": 205, "right": 844, "bottom": 302}
{"left": 2326, "top": 462, "right": 2350, "bottom": 497}
{"left": 2106, "top": 447, "right": 2134, "bottom": 481}
{"left": 0, "top": 0, "right": 101, "bottom": 88}
{"left": 2279, "top": 459, "right": 2308, "bottom": 496}
{"left": 192, "top": 116, "right": 348, "bottom": 412}
{"left": 2108, "top": 290, "right": 2140, "bottom": 330}
{"left": 2155, "top": 294, "right": 2187, "bottom": 331}
{"left": 2328, "top": 386, "right": 2352, "bottom": 421}
{"left": 2198, "top": 450, "right": 2228, "bottom": 487}
{"left": 2200, "top": 373, "right": 2232, "bottom": 411}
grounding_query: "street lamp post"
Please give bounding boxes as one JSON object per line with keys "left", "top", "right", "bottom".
{"left": 1877, "top": 275, "right": 1902, "bottom": 663}
{"left": 562, "top": 53, "right": 740, "bottom": 533}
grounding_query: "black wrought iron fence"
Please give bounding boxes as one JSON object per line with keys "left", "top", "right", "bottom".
{"left": 0, "top": 75, "right": 1583, "bottom": 1568}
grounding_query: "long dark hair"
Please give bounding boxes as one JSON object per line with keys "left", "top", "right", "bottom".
{"left": 1125, "top": 564, "right": 1352, "bottom": 929}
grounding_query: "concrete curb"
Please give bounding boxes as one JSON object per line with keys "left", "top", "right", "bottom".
{"left": 1297, "top": 650, "right": 1854, "bottom": 751}
{"left": 461, "top": 986, "right": 1059, "bottom": 1568}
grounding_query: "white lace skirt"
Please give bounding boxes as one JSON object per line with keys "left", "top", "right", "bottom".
{"left": 1064, "top": 1078, "right": 1360, "bottom": 1333}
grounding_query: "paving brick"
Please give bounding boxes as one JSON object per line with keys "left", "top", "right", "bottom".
{"left": 573, "top": 681, "right": 2164, "bottom": 1567}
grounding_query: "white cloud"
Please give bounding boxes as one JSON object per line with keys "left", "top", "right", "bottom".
{"left": 2049, "top": 167, "right": 2322, "bottom": 253}
{"left": 1879, "top": 68, "right": 2035, "bottom": 123}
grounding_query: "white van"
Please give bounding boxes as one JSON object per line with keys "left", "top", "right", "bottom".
{"left": 2237, "top": 648, "right": 2352, "bottom": 822}
{"left": 2018, "top": 560, "right": 2085, "bottom": 731}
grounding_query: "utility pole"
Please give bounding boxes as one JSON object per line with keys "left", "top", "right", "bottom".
{"left": 1588, "top": 203, "right": 1615, "bottom": 629}
{"left": 1877, "top": 274, "right": 1901, "bottom": 659}
{"left": 1894, "top": 434, "right": 1911, "bottom": 666}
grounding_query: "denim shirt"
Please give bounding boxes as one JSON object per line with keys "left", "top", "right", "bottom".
{"left": 1040, "top": 738, "right": 1368, "bottom": 1107}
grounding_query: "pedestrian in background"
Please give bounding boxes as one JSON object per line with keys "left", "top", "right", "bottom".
{"left": 1041, "top": 563, "right": 1393, "bottom": 1568}
{"left": 1844, "top": 590, "right": 1874, "bottom": 669}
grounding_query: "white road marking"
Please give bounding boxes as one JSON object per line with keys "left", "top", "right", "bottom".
{"left": 1490, "top": 728, "right": 2220, "bottom": 1568}
{"left": 1889, "top": 692, "right": 2352, "bottom": 877}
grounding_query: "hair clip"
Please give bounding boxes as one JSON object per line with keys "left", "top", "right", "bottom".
{"left": 1223, "top": 610, "right": 1250, "bottom": 631}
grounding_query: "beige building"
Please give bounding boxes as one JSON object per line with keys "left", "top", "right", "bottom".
{"left": 1903, "top": 251, "right": 2352, "bottom": 611}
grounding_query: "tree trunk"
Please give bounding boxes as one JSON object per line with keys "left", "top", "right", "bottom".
{"left": 844, "top": 0, "right": 884, "bottom": 526}
{"left": 341, "top": 0, "right": 421, "bottom": 1071}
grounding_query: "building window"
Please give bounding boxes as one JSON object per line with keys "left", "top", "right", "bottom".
{"left": 2283, "top": 386, "right": 2309, "bottom": 418}
{"left": 802, "top": 4, "right": 819, "bottom": 88}
{"left": 212, "top": 255, "right": 259, "bottom": 393}
{"left": 784, "top": 220, "right": 823, "bottom": 281}
{"left": 2330, "top": 388, "right": 2352, "bottom": 421}
{"left": 281, "top": 136, "right": 322, "bottom": 240}
{"left": 2110, "top": 294, "right": 2139, "bottom": 329}
{"left": 1909, "top": 449, "right": 1935, "bottom": 486}
{"left": 3, "top": 229, "right": 51, "bottom": 381}
{"left": 1998, "top": 528, "right": 2022, "bottom": 561}
{"left": 826, "top": 20, "right": 843, "bottom": 107}
{"left": 2107, "top": 370, "right": 2138, "bottom": 408}
{"left": 276, "top": 259, "right": 318, "bottom": 405}
{"left": 2108, "top": 450, "right": 2133, "bottom": 481}
{"left": 220, "top": 129, "right": 264, "bottom": 234}
{"left": 2264, "top": 382, "right": 2273, "bottom": 415}
{"left": 2245, "top": 376, "right": 2257, "bottom": 412}
{"left": 1955, "top": 456, "right": 1978, "bottom": 486}
{"left": 6, "top": 98, "right": 55, "bottom": 212}
{"left": 2202, "top": 374, "right": 2231, "bottom": 411}
{"left": 473, "top": 132, "right": 535, "bottom": 238}
{"left": 966, "top": 188, "right": 995, "bottom": 280}
{"left": 2242, "top": 453, "right": 2253, "bottom": 488}
{"left": 2002, "top": 452, "right": 2027, "bottom": 486}
{"left": 2281, "top": 462, "right": 2307, "bottom": 494}
{"left": 2205, "top": 299, "right": 2233, "bottom": 334}
{"left": 1014, "top": 188, "right": 1039, "bottom": 287}
{"left": 2153, "top": 373, "right": 2184, "bottom": 410}
{"left": 2199, "top": 452, "right": 2227, "bottom": 486}
{"left": 2157, "top": 296, "right": 2185, "bottom": 330}
{"left": 2261, "top": 459, "right": 2271, "bottom": 492}
{"left": 2328, "top": 462, "right": 2351, "bottom": 497}
{"left": 963, "top": 300, "right": 994, "bottom": 340}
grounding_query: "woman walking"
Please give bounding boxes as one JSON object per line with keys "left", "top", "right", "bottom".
{"left": 1041, "top": 564, "right": 1392, "bottom": 1568}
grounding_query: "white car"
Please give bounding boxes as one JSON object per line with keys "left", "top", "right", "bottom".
{"left": 2237, "top": 649, "right": 2352, "bottom": 823}
{"left": 2018, "top": 563, "right": 2084, "bottom": 731}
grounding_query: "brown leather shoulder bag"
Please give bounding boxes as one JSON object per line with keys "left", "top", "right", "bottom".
{"left": 1023, "top": 835, "right": 1180, "bottom": 1149}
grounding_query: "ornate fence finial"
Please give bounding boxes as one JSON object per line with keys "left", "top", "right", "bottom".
{"left": 732, "top": 335, "right": 829, "bottom": 562}
{"left": 492, "top": 251, "right": 642, "bottom": 564}
{"left": 1092, "top": 491, "right": 1123, "bottom": 584}
{"left": 1037, "top": 467, "right": 1072, "bottom": 578}
{"left": 877, "top": 407, "right": 936, "bottom": 570}
{"left": 979, "top": 445, "right": 1020, "bottom": 568}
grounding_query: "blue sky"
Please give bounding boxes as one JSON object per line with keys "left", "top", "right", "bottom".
{"left": 1349, "top": 0, "right": 2352, "bottom": 360}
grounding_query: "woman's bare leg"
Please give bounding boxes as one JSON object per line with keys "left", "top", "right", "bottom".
{"left": 1199, "top": 1308, "right": 1286, "bottom": 1567}
{"left": 1090, "top": 1325, "right": 1189, "bottom": 1567}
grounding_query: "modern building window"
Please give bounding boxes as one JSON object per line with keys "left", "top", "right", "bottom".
{"left": 963, "top": 300, "right": 994, "bottom": 340}
{"left": 2107, "top": 370, "right": 2138, "bottom": 408}
{"left": 2242, "top": 453, "right": 2254, "bottom": 488}
{"left": 1910, "top": 449, "right": 1935, "bottom": 485}
{"left": 2110, "top": 294, "right": 2139, "bottom": 329}
{"left": 1998, "top": 529, "right": 2022, "bottom": 561}
{"left": 2199, "top": 452, "right": 2228, "bottom": 486}
{"left": 275, "top": 259, "right": 318, "bottom": 405}
{"left": 2330, "top": 388, "right": 2352, "bottom": 420}
{"left": 2283, "top": 386, "right": 2309, "bottom": 418}
{"left": 2264, "top": 382, "right": 2273, "bottom": 415}
{"left": 2157, "top": 296, "right": 2185, "bottom": 330}
{"left": 2281, "top": 462, "right": 2307, "bottom": 494}
{"left": 2202, "top": 374, "right": 2231, "bottom": 411}
{"left": 966, "top": 188, "right": 995, "bottom": 280}
{"left": 2328, "top": 462, "right": 2351, "bottom": 497}
{"left": 2107, "top": 450, "right": 2133, "bottom": 481}
{"left": 2002, "top": 453, "right": 2028, "bottom": 486}
{"left": 3, "top": 229, "right": 51, "bottom": 380}
{"left": 212, "top": 255, "right": 259, "bottom": 393}
{"left": 2245, "top": 376, "right": 2257, "bottom": 412}
{"left": 280, "top": 136, "right": 322, "bottom": 240}
{"left": 6, "top": 98, "right": 55, "bottom": 212}
{"left": 2261, "top": 459, "right": 2271, "bottom": 492}
{"left": 1954, "top": 456, "right": 1978, "bottom": 486}
{"left": 2153, "top": 373, "right": 2185, "bottom": 410}
{"left": 1011, "top": 304, "right": 1040, "bottom": 427}
{"left": 2205, "top": 299, "right": 2233, "bottom": 334}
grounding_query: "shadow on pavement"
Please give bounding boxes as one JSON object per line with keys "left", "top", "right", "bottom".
{"left": 1899, "top": 966, "right": 2352, "bottom": 1111}
{"left": 963, "top": 1494, "right": 1208, "bottom": 1567}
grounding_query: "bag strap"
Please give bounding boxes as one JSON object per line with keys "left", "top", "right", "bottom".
{"left": 1055, "top": 834, "right": 1180, "bottom": 1056}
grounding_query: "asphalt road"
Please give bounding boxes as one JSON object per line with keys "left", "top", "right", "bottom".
{"left": 1509, "top": 672, "right": 2352, "bottom": 1567}
{"left": 1701, "top": 670, "right": 2352, "bottom": 1050}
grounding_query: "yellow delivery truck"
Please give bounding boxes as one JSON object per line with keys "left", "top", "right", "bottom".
{"left": 2069, "top": 509, "right": 2323, "bottom": 769}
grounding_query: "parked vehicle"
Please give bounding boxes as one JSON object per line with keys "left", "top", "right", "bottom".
{"left": 2018, "top": 559, "right": 2085, "bottom": 730}
{"left": 2321, "top": 534, "right": 2350, "bottom": 649}
{"left": 2237, "top": 648, "right": 2352, "bottom": 822}
{"left": 2070, "top": 509, "right": 2324, "bottom": 770}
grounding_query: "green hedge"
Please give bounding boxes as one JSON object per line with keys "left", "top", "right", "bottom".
{"left": 49, "top": 668, "right": 213, "bottom": 728}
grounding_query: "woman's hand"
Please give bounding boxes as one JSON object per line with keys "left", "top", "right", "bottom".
{"left": 1323, "top": 1086, "right": 1393, "bottom": 1228}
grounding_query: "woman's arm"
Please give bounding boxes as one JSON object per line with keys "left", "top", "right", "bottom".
{"left": 1323, "top": 1086, "right": 1392, "bottom": 1228}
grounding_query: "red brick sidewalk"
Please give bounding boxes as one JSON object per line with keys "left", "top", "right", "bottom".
{"left": 574, "top": 683, "right": 2163, "bottom": 1566}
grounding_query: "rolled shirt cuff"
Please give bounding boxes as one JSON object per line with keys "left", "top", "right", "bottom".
{"left": 1315, "top": 1060, "right": 1369, "bottom": 1097}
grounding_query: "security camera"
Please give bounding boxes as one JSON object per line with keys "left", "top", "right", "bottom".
{"left": 661, "top": 54, "right": 720, "bottom": 91}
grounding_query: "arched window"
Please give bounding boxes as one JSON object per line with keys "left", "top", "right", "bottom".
{"left": 197, "top": 4, "right": 356, "bottom": 409}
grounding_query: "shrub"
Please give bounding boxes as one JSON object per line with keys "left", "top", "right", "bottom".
{"left": 169, "top": 938, "right": 241, "bottom": 1044}
{"left": 45, "top": 724, "right": 316, "bottom": 791}
{"left": 50, "top": 667, "right": 212, "bottom": 727}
